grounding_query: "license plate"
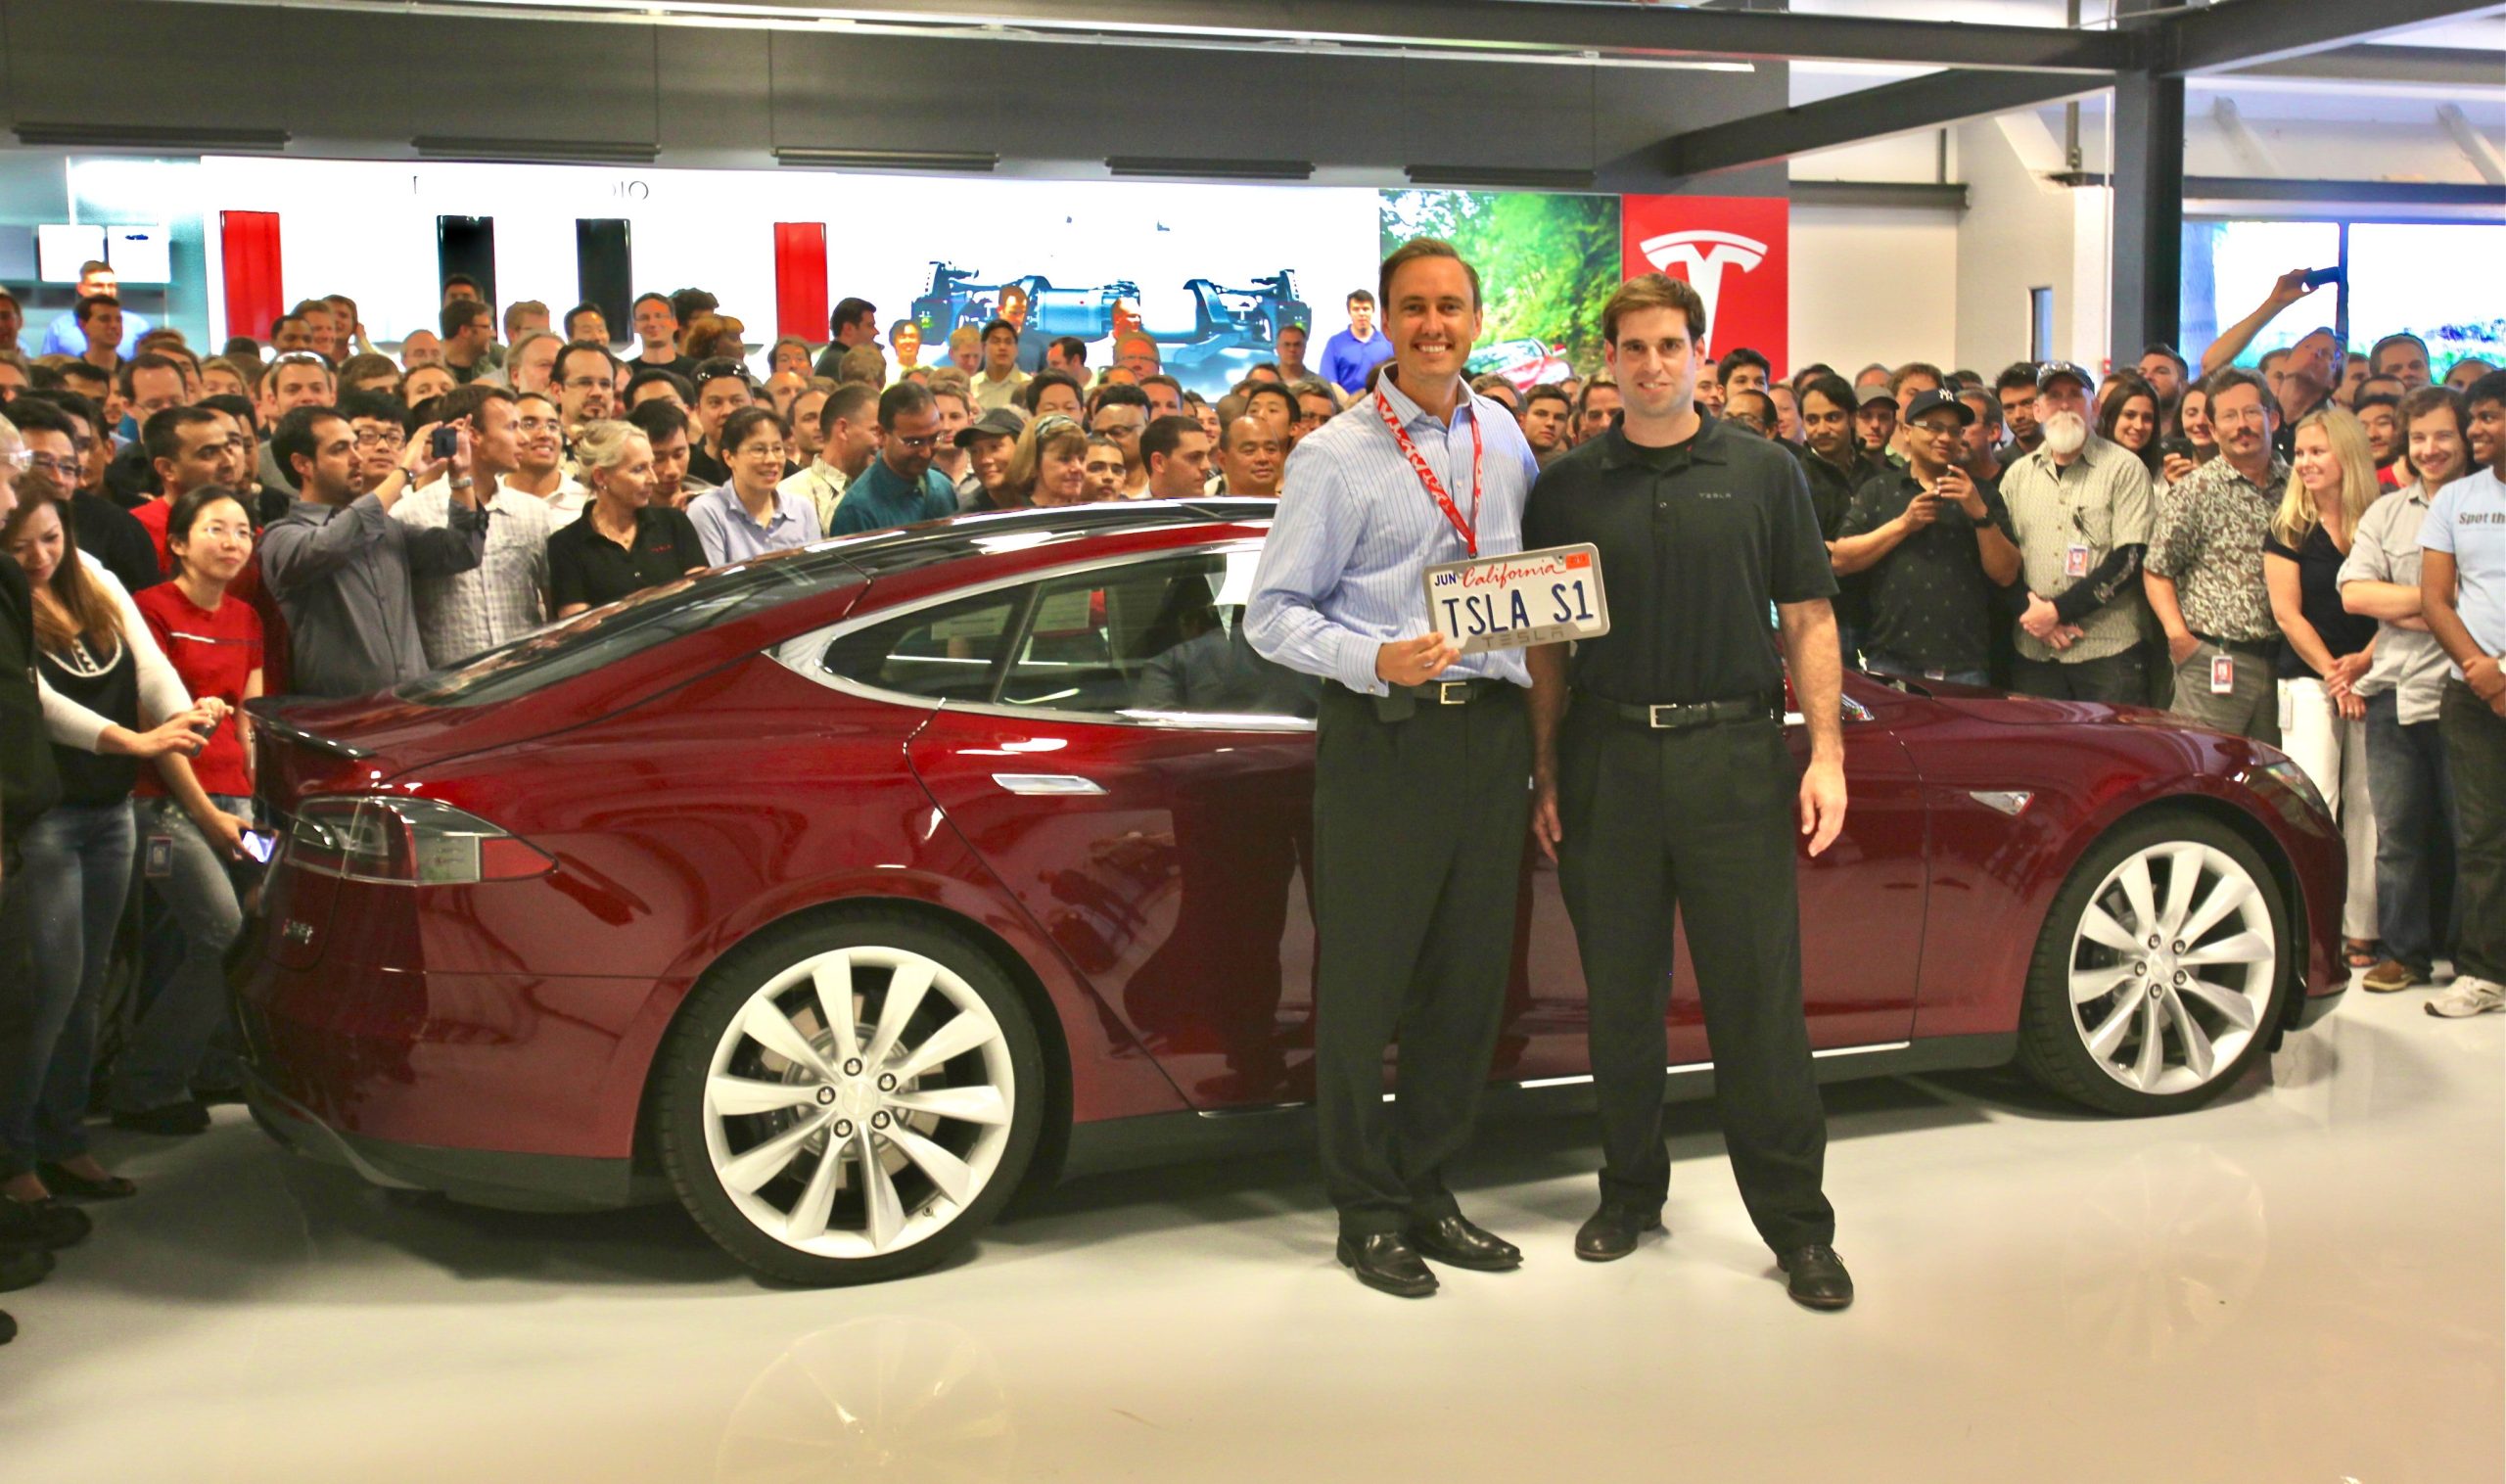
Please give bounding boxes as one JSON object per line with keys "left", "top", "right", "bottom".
{"left": 1423, "top": 542, "right": 1610, "bottom": 655}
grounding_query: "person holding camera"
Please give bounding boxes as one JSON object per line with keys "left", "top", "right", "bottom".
{"left": 258, "top": 401, "right": 482, "bottom": 699}
{"left": 1831, "top": 389, "right": 2022, "bottom": 687}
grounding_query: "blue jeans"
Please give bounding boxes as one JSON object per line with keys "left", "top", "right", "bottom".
{"left": 2365, "top": 690, "right": 2455, "bottom": 977}
{"left": 2, "top": 801, "right": 135, "bottom": 1177}
{"left": 111, "top": 796, "right": 249, "bottom": 1114}
{"left": 1864, "top": 653, "right": 1989, "bottom": 688}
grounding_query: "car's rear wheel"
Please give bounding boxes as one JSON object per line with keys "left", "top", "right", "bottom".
{"left": 2017, "top": 812, "right": 2292, "bottom": 1116}
{"left": 656, "top": 915, "right": 1044, "bottom": 1284}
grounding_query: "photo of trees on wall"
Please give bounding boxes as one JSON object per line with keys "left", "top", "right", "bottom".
{"left": 1378, "top": 189, "right": 1623, "bottom": 389}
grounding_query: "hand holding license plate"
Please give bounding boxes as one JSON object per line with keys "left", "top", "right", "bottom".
{"left": 1423, "top": 543, "right": 1610, "bottom": 655}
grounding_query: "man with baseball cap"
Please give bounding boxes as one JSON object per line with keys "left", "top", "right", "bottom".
{"left": 1998, "top": 361, "right": 2158, "bottom": 703}
{"left": 1831, "top": 388, "right": 2022, "bottom": 686}
{"left": 1853, "top": 383, "right": 1899, "bottom": 458}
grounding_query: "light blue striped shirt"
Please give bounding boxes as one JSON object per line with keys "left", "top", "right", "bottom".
{"left": 1247, "top": 371, "right": 1540, "bottom": 696}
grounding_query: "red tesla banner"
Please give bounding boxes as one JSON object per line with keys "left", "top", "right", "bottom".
{"left": 772, "top": 222, "right": 829, "bottom": 344}
{"left": 219, "top": 209, "right": 285, "bottom": 347}
{"left": 1619, "top": 194, "right": 1789, "bottom": 374}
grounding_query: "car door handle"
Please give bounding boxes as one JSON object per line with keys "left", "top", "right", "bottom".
{"left": 991, "top": 773, "right": 1106, "bottom": 797}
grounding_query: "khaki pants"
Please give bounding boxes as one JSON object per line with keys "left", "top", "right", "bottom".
{"left": 2169, "top": 640, "right": 2281, "bottom": 745}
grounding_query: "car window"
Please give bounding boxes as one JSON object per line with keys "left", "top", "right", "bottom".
{"left": 402, "top": 552, "right": 858, "bottom": 708}
{"left": 820, "top": 589, "right": 1022, "bottom": 703}
{"left": 997, "top": 551, "right": 1319, "bottom": 720}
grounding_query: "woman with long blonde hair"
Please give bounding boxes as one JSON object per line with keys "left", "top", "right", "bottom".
{"left": 2264, "top": 404, "right": 2384, "bottom": 964}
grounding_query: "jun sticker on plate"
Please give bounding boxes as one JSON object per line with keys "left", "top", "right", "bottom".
{"left": 1423, "top": 543, "right": 1610, "bottom": 655}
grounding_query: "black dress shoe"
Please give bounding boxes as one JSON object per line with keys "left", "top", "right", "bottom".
{"left": 0, "top": 1198, "right": 91, "bottom": 1251}
{"left": 1405, "top": 1213, "right": 1522, "bottom": 1272}
{"left": 1574, "top": 1201, "right": 1664, "bottom": 1262}
{"left": 111, "top": 1100, "right": 211, "bottom": 1136}
{"left": 33, "top": 1164, "right": 136, "bottom": 1201}
{"left": 1778, "top": 1244, "right": 1854, "bottom": 1311}
{"left": 1, "top": 1307, "right": 16, "bottom": 1345}
{"left": 191, "top": 1084, "right": 248, "bottom": 1108}
{"left": 1335, "top": 1232, "right": 1439, "bottom": 1298}
{"left": 2, "top": 1247, "right": 54, "bottom": 1293}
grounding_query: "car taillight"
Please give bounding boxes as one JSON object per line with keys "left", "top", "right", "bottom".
{"left": 285, "top": 797, "right": 556, "bottom": 885}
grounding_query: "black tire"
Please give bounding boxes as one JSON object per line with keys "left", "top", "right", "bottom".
{"left": 2016, "top": 812, "right": 2294, "bottom": 1116}
{"left": 655, "top": 913, "right": 1046, "bottom": 1285}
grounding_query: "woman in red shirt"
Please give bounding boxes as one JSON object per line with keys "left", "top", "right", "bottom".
{"left": 116, "top": 486, "right": 263, "bottom": 1133}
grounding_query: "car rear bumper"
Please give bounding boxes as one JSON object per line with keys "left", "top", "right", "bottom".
{"left": 2292, "top": 980, "right": 2345, "bottom": 1031}
{"left": 246, "top": 1067, "right": 663, "bottom": 1212}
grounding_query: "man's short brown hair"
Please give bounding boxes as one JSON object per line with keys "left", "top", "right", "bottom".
{"left": 1377, "top": 238, "right": 1480, "bottom": 314}
{"left": 1601, "top": 273, "right": 1706, "bottom": 347}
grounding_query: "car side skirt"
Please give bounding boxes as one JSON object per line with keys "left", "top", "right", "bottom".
{"left": 1061, "top": 1033, "right": 2020, "bottom": 1182}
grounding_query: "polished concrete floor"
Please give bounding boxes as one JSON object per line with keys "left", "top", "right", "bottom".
{"left": 3, "top": 979, "right": 2498, "bottom": 1483}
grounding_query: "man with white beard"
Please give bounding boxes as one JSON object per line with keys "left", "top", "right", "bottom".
{"left": 1996, "top": 361, "right": 2158, "bottom": 703}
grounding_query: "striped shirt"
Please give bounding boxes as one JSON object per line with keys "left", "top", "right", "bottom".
{"left": 1998, "top": 433, "right": 2156, "bottom": 664}
{"left": 1246, "top": 371, "right": 1540, "bottom": 696}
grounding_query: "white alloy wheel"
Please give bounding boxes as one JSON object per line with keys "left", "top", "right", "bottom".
{"left": 2065, "top": 840, "right": 2277, "bottom": 1097}
{"left": 701, "top": 946, "right": 1018, "bottom": 1261}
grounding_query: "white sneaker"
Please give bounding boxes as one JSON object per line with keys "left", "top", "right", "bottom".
{"left": 2426, "top": 976, "right": 2506, "bottom": 1018}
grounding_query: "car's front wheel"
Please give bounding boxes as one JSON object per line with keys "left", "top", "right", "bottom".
{"left": 655, "top": 915, "right": 1045, "bottom": 1284}
{"left": 2018, "top": 812, "right": 2293, "bottom": 1116}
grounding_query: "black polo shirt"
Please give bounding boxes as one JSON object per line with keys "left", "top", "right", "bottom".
{"left": 547, "top": 505, "right": 710, "bottom": 613}
{"left": 1521, "top": 414, "right": 1836, "bottom": 707}
{"left": 1837, "top": 468, "right": 2016, "bottom": 673}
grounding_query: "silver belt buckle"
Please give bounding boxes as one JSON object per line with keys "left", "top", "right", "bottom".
{"left": 1647, "top": 704, "right": 1679, "bottom": 729}
{"left": 1437, "top": 680, "right": 1472, "bottom": 705}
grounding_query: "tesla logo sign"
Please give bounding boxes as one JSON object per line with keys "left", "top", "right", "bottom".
{"left": 1622, "top": 196, "right": 1789, "bottom": 372}
{"left": 1638, "top": 230, "right": 1767, "bottom": 348}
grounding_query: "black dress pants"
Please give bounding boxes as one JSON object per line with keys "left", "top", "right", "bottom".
{"left": 1312, "top": 682, "right": 1531, "bottom": 1237}
{"left": 1554, "top": 703, "right": 1835, "bottom": 1255}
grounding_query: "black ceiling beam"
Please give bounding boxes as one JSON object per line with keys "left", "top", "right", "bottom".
{"left": 2163, "top": 0, "right": 2506, "bottom": 75}
{"left": 2237, "top": 44, "right": 2506, "bottom": 89}
{"left": 394, "top": 0, "right": 2137, "bottom": 71}
{"left": 1632, "top": 68, "right": 2110, "bottom": 180}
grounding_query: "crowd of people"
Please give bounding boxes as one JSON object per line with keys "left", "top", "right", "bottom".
{"left": 0, "top": 250, "right": 2500, "bottom": 1332}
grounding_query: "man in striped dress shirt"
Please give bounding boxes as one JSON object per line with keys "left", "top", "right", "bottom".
{"left": 1247, "top": 238, "right": 1540, "bottom": 1299}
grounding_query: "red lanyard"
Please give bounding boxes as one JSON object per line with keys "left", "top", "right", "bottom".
{"left": 1375, "top": 390, "right": 1483, "bottom": 558}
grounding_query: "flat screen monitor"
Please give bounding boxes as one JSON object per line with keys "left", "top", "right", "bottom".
{"left": 35, "top": 224, "right": 106, "bottom": 283}
{"left": 104, "top": 225, "right": 172, "bottom": 285}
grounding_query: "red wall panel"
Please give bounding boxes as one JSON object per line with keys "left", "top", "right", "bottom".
{"left": 772, "top": 222, "right": 829, "bottom": 346}
{"left": 219, "top": 209, "right": 285, "bottom": 347}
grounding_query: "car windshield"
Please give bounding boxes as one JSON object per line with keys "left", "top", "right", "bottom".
{"left": 399, "top": 548, "right": 861, "bottom": 708}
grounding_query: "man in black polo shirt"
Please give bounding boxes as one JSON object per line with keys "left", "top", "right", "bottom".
{"left": 1831, "top": 390, "right": 2021, "bottom": 686}
{"left": 1524, "top": 273, "right": 1854, "bottom": 1311}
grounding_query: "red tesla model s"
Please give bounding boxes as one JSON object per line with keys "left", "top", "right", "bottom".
{"left": 237, "top": 500, "right": 2346, "bottom": 1285}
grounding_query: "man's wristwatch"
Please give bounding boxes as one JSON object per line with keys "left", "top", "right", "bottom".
{"left": 450, "top": 476, "right": 475, "bottom": 489}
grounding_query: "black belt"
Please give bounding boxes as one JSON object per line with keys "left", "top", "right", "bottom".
{"left": 1579, "top": 689, "right": 1779, "bottom": 730}
{"left": 1330, "top": 676, "right": 1516, "bottom": 722}
{"left": 2193, "top": 631, "right": 2277, "bottom": 660}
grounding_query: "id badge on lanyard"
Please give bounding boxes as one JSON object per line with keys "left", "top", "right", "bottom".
{"left": 1375, "top": 391, "right": 1484, "bottom": 557}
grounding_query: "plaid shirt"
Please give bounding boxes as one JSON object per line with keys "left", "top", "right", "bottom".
{"left": 2148, "top": 452, "right": 2287, "bottom": 644}
{"left": 396, "top": 478, "right": 554, "bottom": 670}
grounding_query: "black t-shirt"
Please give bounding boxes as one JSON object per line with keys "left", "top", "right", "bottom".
{"left": 628, "top": 350, "right": 688, "bottom": 376}
{"left": 2263, "top": 522, "right": 2378, "bottom": 679}
{"left": 547, "top": 505, "right": 710, "bottom": 613}
{"left": 0, "top": 555, "right": 64, "bottom": 837}
{"left": 1521, "top": 416, "right": 1836, "bottom": 706}
{"left": 73, "top": 491, "right": 163, "bottom": 596}
{"left": 685, "top": 443, "right": 731, "bottom": 488}
{"left": 1838, "top": 469, "right": 2017, "bottom": 672}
